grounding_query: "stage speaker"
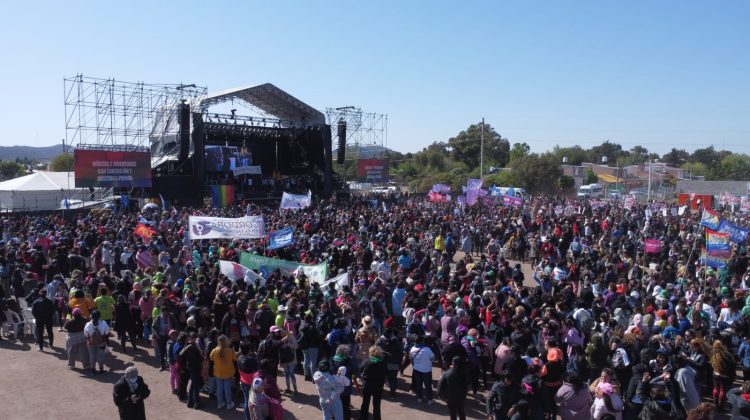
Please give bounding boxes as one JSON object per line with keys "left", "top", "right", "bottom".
{"left": 336, "top": 120, "right": 346, "bottom": 164}
{"left": 178, "top": 102, "right": 191, "bottom": 161}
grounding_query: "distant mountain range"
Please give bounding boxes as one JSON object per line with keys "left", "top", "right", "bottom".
{"left": 0, "top": 145, "right": 64, "bottom": 161}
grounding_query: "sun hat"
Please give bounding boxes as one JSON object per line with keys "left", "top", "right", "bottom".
{"left": 547, "top": 347, "right": 563, "bottom": 363}
{"left": 597, "top": 382, "right": 614, "bottom": 395}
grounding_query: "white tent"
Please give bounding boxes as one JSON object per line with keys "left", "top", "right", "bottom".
{"left": 0, "top": 172, "right": 106, "bottom": 211}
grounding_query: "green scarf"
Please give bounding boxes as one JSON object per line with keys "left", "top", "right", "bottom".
{"left": 333, "top": 354, "right": 348, "bottom": 362}
{"left": 369, "top": 356, "right": 383, "bottom": 363}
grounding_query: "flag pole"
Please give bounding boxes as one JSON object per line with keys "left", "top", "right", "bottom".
{"left": 702, "top": 227, "right": 708, "bottom": 293}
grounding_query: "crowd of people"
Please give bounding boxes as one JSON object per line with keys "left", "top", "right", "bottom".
{"left": 1, "top": 191, "right": 750, "bottom": 420}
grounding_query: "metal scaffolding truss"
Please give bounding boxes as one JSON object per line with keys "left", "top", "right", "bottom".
{"left": 325, "top": 106, "right": 387, "bottom": 161}
{"left": 75, "top": 143, "right": 149, "bottom": 152}
{"left": 64, "top": 75, "right": 207, "bottom": 155}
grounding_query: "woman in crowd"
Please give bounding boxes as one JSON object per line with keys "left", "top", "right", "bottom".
{"left": 63, "top": 307, "right": 89, "bottom": 369}
{"left": 298, "top": 311, "right": 322, "bottom": 382}
{"left": 437, "top": 355, "right": 469, "bottom": 420}
{"left": 279, "top": 326, "right": 299, "bottom": 394}
{"left": 113, "top": 294, "right": 137, "bottom": 353}
{"left": 83, "top": 309, "right": 109, "bottom": 374}
{"left": 359, "top": 346, "right": 387, "bottom": 420}
{"left": 710, "top": 339, "right": 736, "bottom": 409}
{"left": 314, "top": 359, "right": 345, "bottom": 420}
{"left": 555, "top": 371, "right": 592, "bottom": 420}
{"left": 210, "top": 334, "right": 238, "bottom": 410}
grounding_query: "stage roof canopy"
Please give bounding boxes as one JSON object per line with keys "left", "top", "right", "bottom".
{"left": 199, "top": 83, "right": 325, "bottom": 127}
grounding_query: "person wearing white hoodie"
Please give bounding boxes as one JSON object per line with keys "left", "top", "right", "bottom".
{"left": 590, "top": 382, "right": 623, "bottom": 420}
{"left": 313, "top": 360, "right": 345, "bottom": 420}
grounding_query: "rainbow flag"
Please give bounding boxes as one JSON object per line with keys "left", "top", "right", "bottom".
{"left": 211, "top": 184, "right": 235, "bottom": 207}
{"left": 700, "top": 209, "right": 721, "bottom": 230}
{"left": 701, "top": 229, "right": 731, "bottom": 268}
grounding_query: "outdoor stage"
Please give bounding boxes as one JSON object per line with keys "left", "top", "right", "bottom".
{"left": 65, "top": 76, "right": 335, "bottom": 208}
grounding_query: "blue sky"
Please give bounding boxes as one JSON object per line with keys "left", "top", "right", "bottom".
{"left": 1, "top": 1, "right": 748, "bottom": 155}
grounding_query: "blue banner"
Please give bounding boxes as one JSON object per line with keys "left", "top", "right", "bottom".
{"left": 268, "top": 227, "right": 294, "bottom": 250}
{"left": 718, "top": 220, "right": 750, "bottom": 244}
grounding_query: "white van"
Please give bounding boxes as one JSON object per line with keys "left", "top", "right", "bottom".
{"left": 577, "top": 183, "right": 603, "bottom": 199}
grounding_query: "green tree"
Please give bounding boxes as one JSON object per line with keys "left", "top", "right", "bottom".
{"left": 589, "top": 140, "right": 625, "bottom": 163}
{"left": 508, "top": 152, "right": 562, "bottom": 194}
{"left": 585, "top": 170, "right": 599, "bottom": 184}
{"left": 509, "top": 142, "right": 530, "bottom": 163}
{"left": 557, "top": 175, "right": 575, "bottom": 191}
{"left": 0, "top": 161, "right": 24, "bottom": 179}
{"left": 681, "top": 161, "right": 707, "bottom": 178}
{"left": 553, "top": 145, "right": 589, "bottom": 165}
{"left": 628, "top": 145, "right": 650, "bottom": 165}
{"left": 447, "top": 122, "right": 510, "bottom": 170}
{"left": 662, "top": 148, "right": 689, "bottom": 167}
{"left": 484, "top": 170, "right": 515, "bottom": 187}
{"left": 717, "top": 154, "right": 750, "bottom": 180}
{"left": 414, "top": 145, "right": 448, "bottom": 172}
{"left": 690, "top": 146, "right": 721, "bottom": 169}
{"left": 50, "top": 154, "right": 75, "bottom": 172}
{"left": 392, "top": 160, "right": 418, "bottom": 181}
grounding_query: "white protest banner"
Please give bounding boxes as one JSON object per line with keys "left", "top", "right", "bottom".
{"left": 188, "top": 215, "right": 266, "bottom": 240}
{"left": 219, "top": 260, "right": 266, "bottom": 286}
{"left": 320, "top": 272, "right": 349, "bottom": 291}
{"left": 280, "top": 190, "right": 312, "bottom": 210}
{"left": 240, "top": 252, "right": 328, "bottom": 284}
{"left": 233, "top": 166, "right": 262, "bottom": 176}
{"left": 624, "top": 195, "right": 636, "bottom": 208}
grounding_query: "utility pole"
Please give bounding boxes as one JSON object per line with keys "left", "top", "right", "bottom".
{"left": 647, "top": 158, "right": 652, "bottom": 201}
{"left": 480, "top": 118, "right": 485, "bottom": 182}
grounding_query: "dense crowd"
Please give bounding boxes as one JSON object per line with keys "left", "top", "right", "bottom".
{"left": 2, "top": 192, "right": 750, "bottom": 420}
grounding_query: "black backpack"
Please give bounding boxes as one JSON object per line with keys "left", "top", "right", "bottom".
{"left": 238, "top": 355, "right": 258, "bottom": 374}
{"left": 258, "top": 339, "right": 277, "bottom": 360}
{"left": 279, "top": 345, "right": 295, "bottom": 364}
{"left": 359, "top": 299, "right": 372, "bottom": 316}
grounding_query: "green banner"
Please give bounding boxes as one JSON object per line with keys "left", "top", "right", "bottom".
{"left": 240, "top": 252, "right": 328, "bottom": 284}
